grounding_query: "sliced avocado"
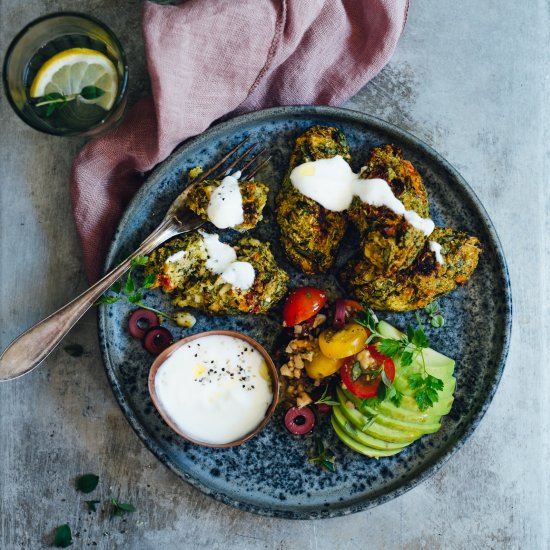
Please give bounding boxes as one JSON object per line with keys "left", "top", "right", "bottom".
{"left": 377, "top": 320, "right": 403, "bottom": 339}
{"left": 335, "top": 387, "right": 426, "bottom": 443}
{"left": 340, "top": 385, "right": 452, "bottom": 420}
{"left": 396, "top": 392, "right": 454, "bottom": 417}
{"left": 339, "top": 387, "right": 442, "bottom": 433}
{"left": 393, "top": 374, "right": 456, "bottom": 400}
{"left": 331, "top": 415, "right": 403, "bottom": 458}
{"left": 329, "top": 320, "right": 457, "bottom": 455}
{"left": 332, "top": 405, "right": 408, "bottom": 450}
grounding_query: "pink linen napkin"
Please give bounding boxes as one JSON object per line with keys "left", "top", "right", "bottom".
{"left": 71, "top": 0, "right": 409, "bottom": 283}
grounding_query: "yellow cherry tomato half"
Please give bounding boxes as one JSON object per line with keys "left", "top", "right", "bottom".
{"left": 318, "top": 324, "right": 367, "bottom": 359}
{"left": 305, "top": 349, "right": 345, "bottom": 380}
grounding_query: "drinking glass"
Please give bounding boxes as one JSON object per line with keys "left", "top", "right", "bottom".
{"left": 3, "top": 12, "right": 129, "bottom": 137}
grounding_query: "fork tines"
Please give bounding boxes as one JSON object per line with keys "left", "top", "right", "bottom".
{"left": 194, "top": 137, "right": 270, "bottom": 183}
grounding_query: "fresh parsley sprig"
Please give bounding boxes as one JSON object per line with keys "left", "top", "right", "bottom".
{"left": 425, "top": 301, "right": 445, "bottom": 328}
{"left": 308, "top": 440, "right": 336, "bottom": 473}
{"left": 33, "top": 85, "right": 106, "bottom": 117}
{"left": 355, "top": 309, "right": 444, "bottom": 411}
{"left": 409, "top": 373, "right": 444, "bottom": 411}
{"left": 96, "top": 256, "right": 173, "bottom": 320}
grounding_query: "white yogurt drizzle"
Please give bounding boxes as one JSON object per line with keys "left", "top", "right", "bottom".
{"left": 206, "top": 170, "right": 244, "bottom": 229}
{"left": 165, "top": 250, "right": 187, "bottom": 264}
{"left": 290, "top": 155, "right": 435, "bottom": 236}
{"left": 429, "top": 241, "right": 445, "bottom": 264}
{"left": 199, "top": 230, "right": 255, "bottom": 290}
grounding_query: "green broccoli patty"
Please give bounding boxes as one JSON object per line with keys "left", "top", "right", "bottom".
{"left": 276, "top": 125, "right": 351, "bottom": 274}
{"left": 146, "top": 233, "right": 289, "bottom": 315}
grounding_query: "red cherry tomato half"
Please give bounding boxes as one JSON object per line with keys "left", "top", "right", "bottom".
{"left": 340, "top": 345, "right": 395, "bottom": 399}
{"left": 282, "top": 287, "right": 327, "bottom": 327}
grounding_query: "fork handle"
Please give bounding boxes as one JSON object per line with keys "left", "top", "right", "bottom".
{"left": 0, "top": 219, "right": 180, "bottom": 381}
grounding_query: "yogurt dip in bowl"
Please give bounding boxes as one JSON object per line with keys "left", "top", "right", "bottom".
{"left": 148, "top": 330, "right": 279, "bottom": 447}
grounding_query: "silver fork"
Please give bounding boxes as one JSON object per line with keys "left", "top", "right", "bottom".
{"left": 0, "top": 138, "right": 270, "bottom": 381}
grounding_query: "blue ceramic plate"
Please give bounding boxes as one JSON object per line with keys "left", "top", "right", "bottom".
{"left": 98, "top": 106, "right": 511, "bottom": 519}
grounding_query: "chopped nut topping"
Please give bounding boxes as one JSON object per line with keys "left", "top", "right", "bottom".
{"left": 280, "top": 364, "right": 292, "bottom": 377}
{"left": 312, "top": 313, "right": 327, "bottom": 328}
{"left": 357, "top": 348, "right": 378, "bottom": 370}
{"left": 296, "top": 392, "right": 313, "bottom": 408}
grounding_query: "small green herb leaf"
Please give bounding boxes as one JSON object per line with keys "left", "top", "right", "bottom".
{"left": 110, "top": 498, "right": 136, "bottom": 518}
{"left": 425, "top": 301, "right": 445, "bottom": 328}
{"left": 142, "top": 273, "right": 157, "bottom": 289}
{"left": 85, "top": 499, "right": 100, "bottom": 513}
{"left": 128, "top": 292, "right": 143, "bottom": 304}
{"left": 131, "top": 255, "right": 149, "bottom": 267}
{"left": 408, "top": 373, "right": 425, "bottom": 389}
{"left": 400, "top": 350, "right": 414, "bottom": 368}
{"left": 43, "top": 92, "right": 64, "bottom": 102}
{"left": 95, "top": 295, "right": 122, "bottom": 305}
{"left": 360, "top": 396, "right": 381, "bottom": 411}
{"left": 314, "top": 386, "right": 339, "bottom": 407}
{"left": 79, "top": 85, "right": 105, "bottom": 100}
{"left": 124, "top": 273, "right": 135, "bottom": 294}
{"left": 354, "top": 308, "right": 378, "bottom": 334}
{"left": 110, "top": 281, "right": 122, "bottom": 294}
{"left": 362, "top": 414, "right": 378, "bottom": 430}
{"left": 351, "top": 361, "right": 362, "bottom": 381}
{"left": 53, "top": 524, "right": 72, "bottom": 548}
{"left": 376, "top": 338, "right": 401, "bottom": 358}
{"left": 390, "top": 388, "right": 404, "bottom": 407}
{"left": 308, "top": 440, "right": 336, "bottom": 473}
{"left": 408, "top": 373, "right": 444, "bottom": 411}
{"left": 425, "top": 387, "right": 440, "bottom": 403}
{"left": 424, "top": 302, "right": 438, "bottom": 315}
{"left": 415, "top": 390, "right": 433, "bottom": 411}
{"left": 411, "top": 328, "right": 429, "bottom": 350}
{"left": 430, "top": 315, "right": 445, "bottom": 328}
{"left": 63, "top": 344, "right": 84, "bottom": 357}
{"left": 426, "top": 374, "right": 444, "bottom": 391}
{"left": 75, "top": 473, "right": 99, "bottom": 494}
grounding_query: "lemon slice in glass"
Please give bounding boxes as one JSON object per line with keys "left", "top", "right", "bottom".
{"left": 29, "top": 47, "right": 118, "bottom": 111}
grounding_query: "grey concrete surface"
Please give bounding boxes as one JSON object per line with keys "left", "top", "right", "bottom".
{"left": 0, "top": 0, "right": 548, "bottom": 548}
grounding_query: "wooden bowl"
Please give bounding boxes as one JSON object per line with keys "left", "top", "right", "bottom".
{"left": 148, "top": 330, "right": 279, "bottom": 448}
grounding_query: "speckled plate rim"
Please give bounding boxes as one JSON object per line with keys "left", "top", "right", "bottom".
{"left": 98, "top": 105, "right": 512, "bottom": 519}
